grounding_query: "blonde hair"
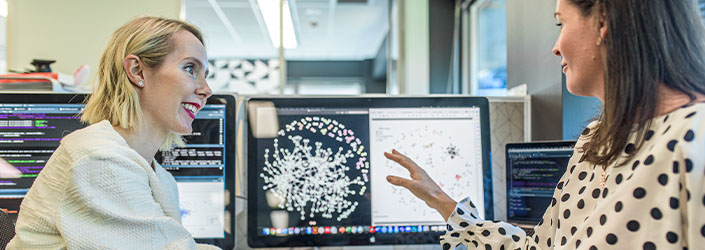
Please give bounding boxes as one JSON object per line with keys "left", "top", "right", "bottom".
{"left": 82, "top": 16, "right": 204, "bottom": 150}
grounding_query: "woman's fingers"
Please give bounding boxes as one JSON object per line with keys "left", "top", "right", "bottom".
{"left": 384, "top": 150, "right": 420, "bottom": 173}
{"left": 386, "top": 175, "right": 412, "bottom": 188}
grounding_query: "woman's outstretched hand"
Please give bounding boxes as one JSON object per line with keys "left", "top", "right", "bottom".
{"left": 384, "top": 149, "right": 457, "bottom": 221}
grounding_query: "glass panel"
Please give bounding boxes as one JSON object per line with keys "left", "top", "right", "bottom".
{"left": 471, "top": 0, "right": 506, "bottom": 96}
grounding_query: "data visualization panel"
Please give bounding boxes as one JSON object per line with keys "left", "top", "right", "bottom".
{"left": 369, "top": 108, "right": 484, "bottom": 225}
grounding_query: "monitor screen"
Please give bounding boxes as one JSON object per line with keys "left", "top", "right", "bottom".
{"left": 0, "top": 93, "right": 236, "bottom": 249}
{"left": 505, "top": 141, "right": 576, "bottom": 224}
{"left": 246, "top": 97, "right": 493, "bottom": 247}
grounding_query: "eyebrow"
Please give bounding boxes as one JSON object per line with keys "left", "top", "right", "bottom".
{"left": 182, "top": 56, "right": 205, "bottom": 67}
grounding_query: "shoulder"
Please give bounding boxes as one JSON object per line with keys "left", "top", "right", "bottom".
{"left": 59, "top": 121, "right": 134, "bottom": 157}
{"left": 56, "top": 120, "right": 147, "bottom": 170}
{"left": 656, "top": 103, "right": 705, "bottom": 151}
{"left": 650, "top": 103, "right": 705, "bottom": 172}
{"left": 61, "top": 120, "right": 125, "bottom": 147}
{"left": 574, "top": 120, "right": 599, "bottom": 149}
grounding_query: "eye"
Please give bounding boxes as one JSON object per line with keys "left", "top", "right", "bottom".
{"left": 184, "top": 64, "right": 195, "bottom": 75}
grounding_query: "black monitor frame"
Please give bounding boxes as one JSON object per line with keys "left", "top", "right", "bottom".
{"left": 0, "top": 92, "right": 236, "bottom": 249}
{"left": 504, "top": 140, "right": 576, "bottom": 226}
{"left": 246, "top": 96, "right": 494, "bottom": 247}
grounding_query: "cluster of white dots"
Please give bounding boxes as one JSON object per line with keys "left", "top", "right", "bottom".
{"left": 261, "top": 116, "right": 369, "bottom": 221}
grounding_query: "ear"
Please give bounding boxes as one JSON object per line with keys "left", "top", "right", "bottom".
{"left": 596, "top": 7, "right": 608, "bottom": 45}
{"left": 123, "top": 55, "right": 145, "bottom": 88}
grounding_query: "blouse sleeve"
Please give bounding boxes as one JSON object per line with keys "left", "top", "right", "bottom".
{"left": 57, "top": 153, "right": 204, "bottom": 249}
{"left": 678, "top": 113, "right": 705, "bottom": 248}
{"left": 441, "top": 177, "right": 569, "bottom": 250}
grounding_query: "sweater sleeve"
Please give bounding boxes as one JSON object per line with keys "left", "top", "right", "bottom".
{"left": 57, "top": 153, "right": 202, "bottom": 250}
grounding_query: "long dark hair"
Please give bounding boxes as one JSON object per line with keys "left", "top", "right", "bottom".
{"left": 573, "top": 0, "right": 705, "bottom": 166}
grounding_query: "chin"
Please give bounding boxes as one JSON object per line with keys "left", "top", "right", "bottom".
{"left": 172, "top": 121, "right": 194, "bottom": 135}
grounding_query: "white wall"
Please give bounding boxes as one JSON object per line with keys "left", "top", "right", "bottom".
{"left": 0, "top": 0, "right": 7, "bottom": 74}
{"left": 7, "top": 0, "right": 181, "bottom": 87}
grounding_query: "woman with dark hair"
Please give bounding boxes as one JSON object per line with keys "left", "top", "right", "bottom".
{"left": 385, "top": 0, "right": 705, "bottom": 249}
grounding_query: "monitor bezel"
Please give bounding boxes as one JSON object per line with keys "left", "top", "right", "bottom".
{"left": 192, "top": 93, "right": 237, "bottom": 249}
{"left": 246, "top": 96, "right": 494, "bottom": 247}
{"left": 0, "top": 92, "right": 237, "bottom": 249}
{"left": 504, "top": 140, "right": 577, "bottom": 226}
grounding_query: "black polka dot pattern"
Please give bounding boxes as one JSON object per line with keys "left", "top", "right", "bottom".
{"left": 651, "top": 208, "right": 663, "bottom": 220}
{"left": 658, "top": 174, "right": 668, "bottom": 186}
{"left": 643, "top": 242, "right": 656, "bottom": 250}
{"left": 627, "top": 220, "right": 640, "bottom": 231}
{"left": 625, "top": 143, "right": 636, "bottom": 154}
{"left": 633, "top": 188, "right": 646, "bottom": 199}
{"left": 644, "top": 155, "right": 654, "bottom": 165}
{"left": 437, "top": 104, "right": 705, "bottom": 250}
{"left": 606, "top": 233, "right": 618, "bottom": 244}
{"left": 684, "top": 130, "right": 694, "bottom": 141}
{"left": 615, "top": 201, "right": 623, "bottom": 212}
{"left": 666, "top": 140, "right": 677, "bottom": 151}
{"left": 666, "top": 231, "right": 678, "bottom": 243}
{"left": 645, "top": 130, "right": 655, "bottom": 140}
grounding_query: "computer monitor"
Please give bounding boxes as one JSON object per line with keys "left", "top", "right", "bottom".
{"left": 505, "top": 141, "right": 576, "bottom": 226}
{"left": 0, "top": 93, "right": 236, "bottom": 249}
{"left": 246, "top": 96, "right": 493, "bottom": 247}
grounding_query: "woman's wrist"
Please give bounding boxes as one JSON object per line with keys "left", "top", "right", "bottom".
{"left": 429, "top": 192, "right": 457, "bottom": 221}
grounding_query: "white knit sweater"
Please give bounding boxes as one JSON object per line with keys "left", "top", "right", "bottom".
{"left": 6, "top": 120, "right": 220, "bottom": 250}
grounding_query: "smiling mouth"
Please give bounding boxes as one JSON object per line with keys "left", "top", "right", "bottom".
{"left": 181, "top": 102, "right": 199, "bottom": 119}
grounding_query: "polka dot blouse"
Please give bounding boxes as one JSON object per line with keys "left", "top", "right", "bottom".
{"left": 441, "top": 103, "right": 705, "bottom": 250}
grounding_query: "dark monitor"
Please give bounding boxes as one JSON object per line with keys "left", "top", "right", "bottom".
{"left": 246, "top": 96, "right": 493, "bottom": 247}
{"left": 0, "top": 93, "right": 236, "bottom": 249}
{"left": 505, "top": 141, "right": 576, "bottom": 225}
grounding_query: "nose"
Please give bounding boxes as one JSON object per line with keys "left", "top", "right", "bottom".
{"left": 196, "top": 77, "right": 213, "bottom": 100}
{"left": 552, "top": 38, "right": 561, "bottom": 57}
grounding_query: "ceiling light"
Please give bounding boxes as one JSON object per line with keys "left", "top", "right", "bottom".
{"left": 257, "top": 0, "right": 298, "bottom": 49}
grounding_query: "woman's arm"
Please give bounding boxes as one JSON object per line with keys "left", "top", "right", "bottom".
{"left": 58, "top": 153, "right": 203, "bottom": 249}
{"left": 385, "top": 150, "right": 554, "bottom": 250}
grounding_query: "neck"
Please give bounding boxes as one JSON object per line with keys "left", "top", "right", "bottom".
{"left": 113, "top": 121, "right": 166, "bottom": 166}
{"left": 657, "top": 85, "right": 705, "bottom": 116}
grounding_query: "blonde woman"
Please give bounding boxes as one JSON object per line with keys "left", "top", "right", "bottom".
{"left": 7, "top": 17, "right": 218, "bottom": 249}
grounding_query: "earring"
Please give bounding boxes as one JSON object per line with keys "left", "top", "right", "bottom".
{"left": 138, "top": 81, "right": 144, "bottom": 87}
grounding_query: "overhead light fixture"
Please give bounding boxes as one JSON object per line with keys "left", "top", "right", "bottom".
{"left": 257, "top": 0, "right": 298, "bottom": 49}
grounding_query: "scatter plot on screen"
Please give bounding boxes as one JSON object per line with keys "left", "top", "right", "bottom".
{"left": 260, "top": 116, "right": 370, "bottom": 221}
{"left": 369, "top": 108, "right": 484, "bottom": 225}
